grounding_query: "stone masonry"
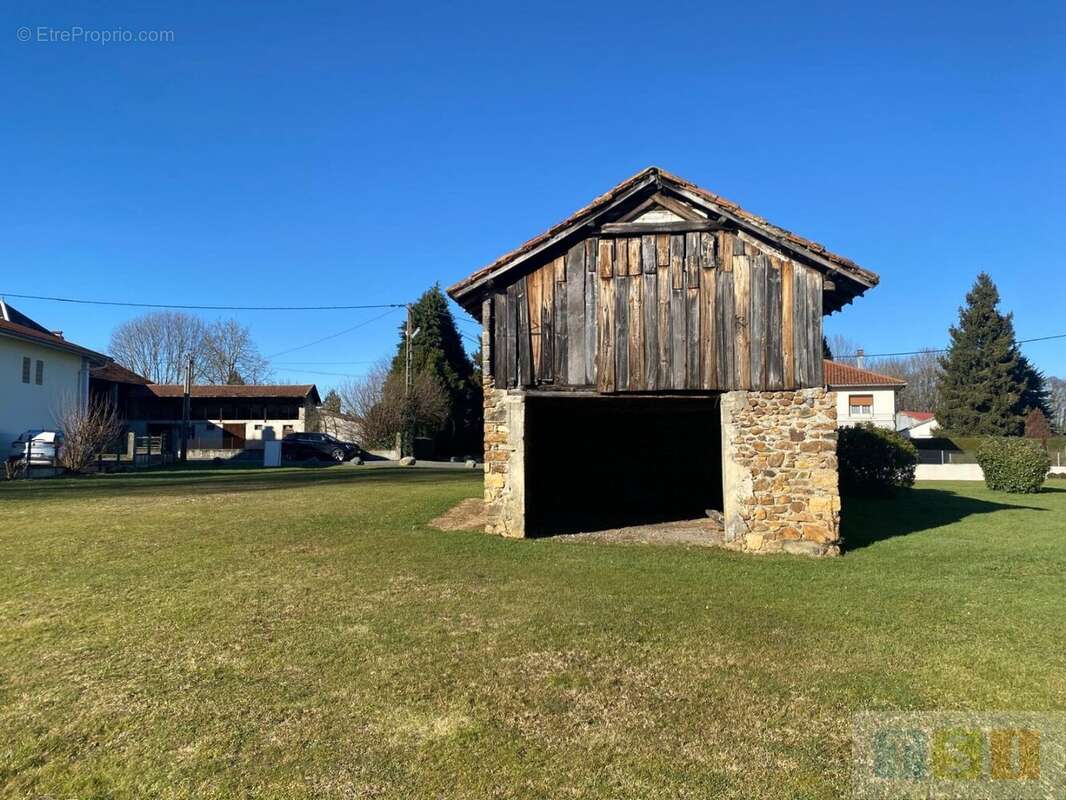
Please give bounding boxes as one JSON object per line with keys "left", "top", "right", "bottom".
{"left": 720, "top": 389, "right": 841, "bottom": 556}
{"left": 483, "top": 383, "right": 525, "bottom": 538}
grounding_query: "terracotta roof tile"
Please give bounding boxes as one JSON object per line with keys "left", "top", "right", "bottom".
{"left": 90, "top": 362, "right": 151, "bottom": 385}
{"left": 824, "top": 360, "right": 905, "bottom": 387}
{"left": 144, "top": 384, "right": 319, "bottom": 400}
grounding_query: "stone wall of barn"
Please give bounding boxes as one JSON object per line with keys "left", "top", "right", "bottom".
{"left": 483, "top": 385, "right": 525, "bottom": 538}
{"left": 720, "top": 389, "right": 841, "bottom": 556}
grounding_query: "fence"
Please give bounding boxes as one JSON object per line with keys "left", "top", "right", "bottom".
{"left": 916, "top": 448, "right": 1066, "bottom": 467}
{"left": 95, "top": 433, "right": 171, "bottom": 467}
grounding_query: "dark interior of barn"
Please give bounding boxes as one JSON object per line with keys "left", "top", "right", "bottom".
{"left": 524, "top": 395, "right": 723, "bottom": 536}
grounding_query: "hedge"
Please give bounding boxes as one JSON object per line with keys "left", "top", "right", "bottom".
{"left": 837, "top": 424, "right": 917, "bottom": 497}
{"left": 975, "top": 437, "right": 1050, "bottom": 493}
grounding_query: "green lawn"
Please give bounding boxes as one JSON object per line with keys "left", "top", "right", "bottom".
{"left": 1, "top": 467, "right": 1064, "bottom": 799}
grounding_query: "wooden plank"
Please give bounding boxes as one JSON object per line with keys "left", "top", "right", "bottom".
{"left": 657, "top": 249, "right": 671, "bottom": 386}
{"left": 656, "top": 234, "right": 670, "bottom": 268}
{"left": 516, "top": 275, "right": 531, "bottom": 386}
{"left": 733, "top": 253, "right": 751, "bottom": 389}
{"left": 749, "top": 255, "right": 767, "bottom": 390}
{"left": 641, "top": 235, "right": 657, "bottom": 275}
{"left": 554, "top": 260, "right": 567, "bottom": 381}
{"left": 628, "top": 237, "right": 641, "bottom": 277}
{"left": 540, "top": 265, "right": 555, "bottom": 383}
{"left": 699, "top": 231, "right": 716, "bottom": 269}
{"left": 615, "top": 275, "right": 629, "bottom": 389}
{"left": 494, "top": 290, "right": 508, "bottom": 387}
{"left": 700, "top": 269, "right": 717, "bottom": 389}
{"left": 565, "top": 243, "right": 586, "bottom": 385}
{"left": 527, "top": 267, "right": 543, "bottom": 381}
{"left": 719, "top": 231, "right": 734, "bottom": 272}
{"left": 669, "top": 235, "right": 686, "bottom": 388}
{"left": 628, "top": 274, "right": 644, "bottom": 390}
{"left": 767, "top": 260, "right": 783, "bottom": 390}
{"left": 809, "top": 268, "right": 824, "bottom": 386}
{"left": 686, "top": 287, "right": 699, "bottom": 389}
{"left": 482, "top": 297, "right": 493, "bottom": 381}
{"left": 793, "top": 264, "right": 808, "bottom": 386}
{"left": 597, "top": 219, "right": 726, "bottom": 235}
{"left": 781, "top": 259, "right": 794, "bottom": 388}
{"left": 614, "top": 236, "right": 629, "bottom": 277}
{"left": 669, "top": 235, "right": 684, "bottom": 290}
{"left": 585, "top": 238, "right": 598, "bottom": 273}
{"left": 643, "top": 270, "right": 658, "bottom": 390}
{"left": 598, "top": 238, "right": 613, "bottom": 279}
{"left": 716, "top": 271, "right": 735, "bottom": 389}
{"left": 684, "top": 232, "right": 700, "bottom": 288}
{"left": 597, "top": 276, "right": 615, "bottom": 392}
{"left": 584, "top": 262, "right": 598, "bottom": 385}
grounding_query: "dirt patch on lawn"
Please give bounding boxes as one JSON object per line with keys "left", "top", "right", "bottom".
{"left": 430, "top": 499, "right": 724, "bottom": 547}
{"left": 429, "top": 498, "right": 487, "bottom": 532}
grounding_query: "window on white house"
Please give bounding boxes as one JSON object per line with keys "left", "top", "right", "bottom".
{"left": 849, "top": 394, "right": 873, "bottom": 416}
{"left": 21, "top": 357, "right": 31, "bottom": 383}
{"left": 35, "top": 360, "right": 43, "bottom": 385}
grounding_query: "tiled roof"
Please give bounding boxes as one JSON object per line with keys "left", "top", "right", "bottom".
{"left": 90, "top": 362, "right": 151, "bottom": 385}
{"left": 900, "top": 410, "right": 935, "bottom": 422}
{"left": 0, "top": 318, "right": 109, "bottom": 363}
{"left": 823, "top": 360, "right": 905, "bottom": 387}
{"left": 144, "top": 384, "right": 319, "bottom": 400}
{"left": 448, "top": 166, "right": 879, "bottom": 309}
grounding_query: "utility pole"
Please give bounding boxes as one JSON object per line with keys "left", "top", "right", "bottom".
{"left": 402, "top": 304, "right": 420, "bottom": 458}
{"left": 180, "top": 355, "right": 193, "bottom": 462}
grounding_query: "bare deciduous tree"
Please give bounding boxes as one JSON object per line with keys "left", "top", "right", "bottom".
{"left": 109, "top": 311, "right": 206, "bottom": 383}
{"left": 110, "top": 313, "right": 271, "bottom": 385}
{"left": 54, "top": 397, "right": 125, "bottom": 473}
{"left": 871, "top": 349, "right": 942, "bottom": 412}
{"left": 199, "top": 319, "right": 272, "bottom": 384}
{"left": 338, "top": 359, "right": 447, "bottom": 449}
{"left": 1049, "top": 376, "right": 1066, "bottom": 433}
{"left": 825, "top": 334, "right": 865, "bottom": 366}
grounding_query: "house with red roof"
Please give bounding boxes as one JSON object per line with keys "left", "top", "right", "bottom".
{"left": 823, "top": 359, "right": 905, "bottom": 430}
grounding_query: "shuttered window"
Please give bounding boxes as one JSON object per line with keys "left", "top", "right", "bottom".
{"left": 35, "top": 360, "right": 43, "bottom": 385}
{"left": 21, "top": 357, "right": 30, "bottom": 383}
{"left": 849, "top": 394, "right": 873, "bottom": 415}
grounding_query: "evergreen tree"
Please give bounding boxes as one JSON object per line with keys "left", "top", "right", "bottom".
{"left": 390, "top": 285, "right": 482, "bottom": 454}
{"left": 1013, "top": 355, "right": 1051, "bottom": 418}
{"left": 822, "top": 336, "right": 832, "bottom": 360}
{"left": 322, "top": 389, "right": 342, "bottom": 414}
{"left": 935, "top": 273, "right": 1024, "bottom": 435}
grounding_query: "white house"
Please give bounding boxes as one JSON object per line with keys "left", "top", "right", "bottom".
{"left": 824, "top": 360, "right": 905, "bottom": 429}
{"left": 897, "top": 410, "right": 939, "bottom": 438}
{"left": 0, "top": 299, "right": 110, "bottom": 449}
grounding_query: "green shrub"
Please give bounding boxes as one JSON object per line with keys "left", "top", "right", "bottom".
{"left": 975, "top": 437, "right": 1050, "bottom": 493}
{"left": 837, "top": 424, "right": 918, "bottom": 497}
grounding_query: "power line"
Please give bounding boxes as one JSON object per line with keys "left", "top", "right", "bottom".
{"left": 271, "top": 360, "right": 377, "bottom": 365}
{"left": 837, "top": 333, "right": 1066, "bottom": 360}
{"left": 265, "top": 307, "right": 401, "bottom": 359}
{"left": 0, "top": 291, "right": 405, "bottom": 312}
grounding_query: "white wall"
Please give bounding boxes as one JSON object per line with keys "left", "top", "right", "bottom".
{"left": 0, "top": 336, "right": 87, "bottom": 447}
{"left": 903, "top": 418, "right": 940, "bottom": 439}
{"left": 835, "top": 386, "right": 897, "bottom": 429}
{"left": 915, "top": 463, "right": 985, "bottom": 481}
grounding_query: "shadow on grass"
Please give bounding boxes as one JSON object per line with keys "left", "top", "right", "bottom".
{"left": 0, "top": 464, "right": 477, "bottom": 501}
{"left": 841, "top": 486, "right": 1046, "bottom": 551}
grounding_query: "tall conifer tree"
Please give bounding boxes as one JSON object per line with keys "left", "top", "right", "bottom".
{"left": 935, "top": 273, "right": 1023, "bottom": 434}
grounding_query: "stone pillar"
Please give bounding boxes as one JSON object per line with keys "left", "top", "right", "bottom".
{"left": 483, "top": 385, "right": 526, "bottom": 538}
{"left": 720, "top": 388, "right": 841, "bottom": 556}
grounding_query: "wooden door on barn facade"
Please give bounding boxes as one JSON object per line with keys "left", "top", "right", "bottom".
{"left": 490, "top": 230, "right": 824, "bottom": 392}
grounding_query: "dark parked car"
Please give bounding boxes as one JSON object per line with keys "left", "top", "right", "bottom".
{"left": 282, "top": 432, "right": 361, "bottom": 463}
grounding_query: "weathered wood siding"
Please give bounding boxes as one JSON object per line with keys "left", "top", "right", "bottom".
{"left": 489, "top": 230, "right": 823, "bottom": 391}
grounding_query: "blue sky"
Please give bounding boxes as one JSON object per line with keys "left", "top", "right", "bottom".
{"left": 3, "top": 0, "right": 1064, "bottom": 391}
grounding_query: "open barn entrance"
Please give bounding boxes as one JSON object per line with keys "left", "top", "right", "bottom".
{"left": 524, "top": 395, "right": 723, "bottom": 536}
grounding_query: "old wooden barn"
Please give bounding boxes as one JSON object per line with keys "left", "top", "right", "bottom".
{"left": 448, "top": 167, "right": 879, "bottom": 555}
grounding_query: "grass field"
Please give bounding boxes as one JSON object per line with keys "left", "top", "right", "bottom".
{"left": 1, "top": 467, "right": 1064, "bottom": 799}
